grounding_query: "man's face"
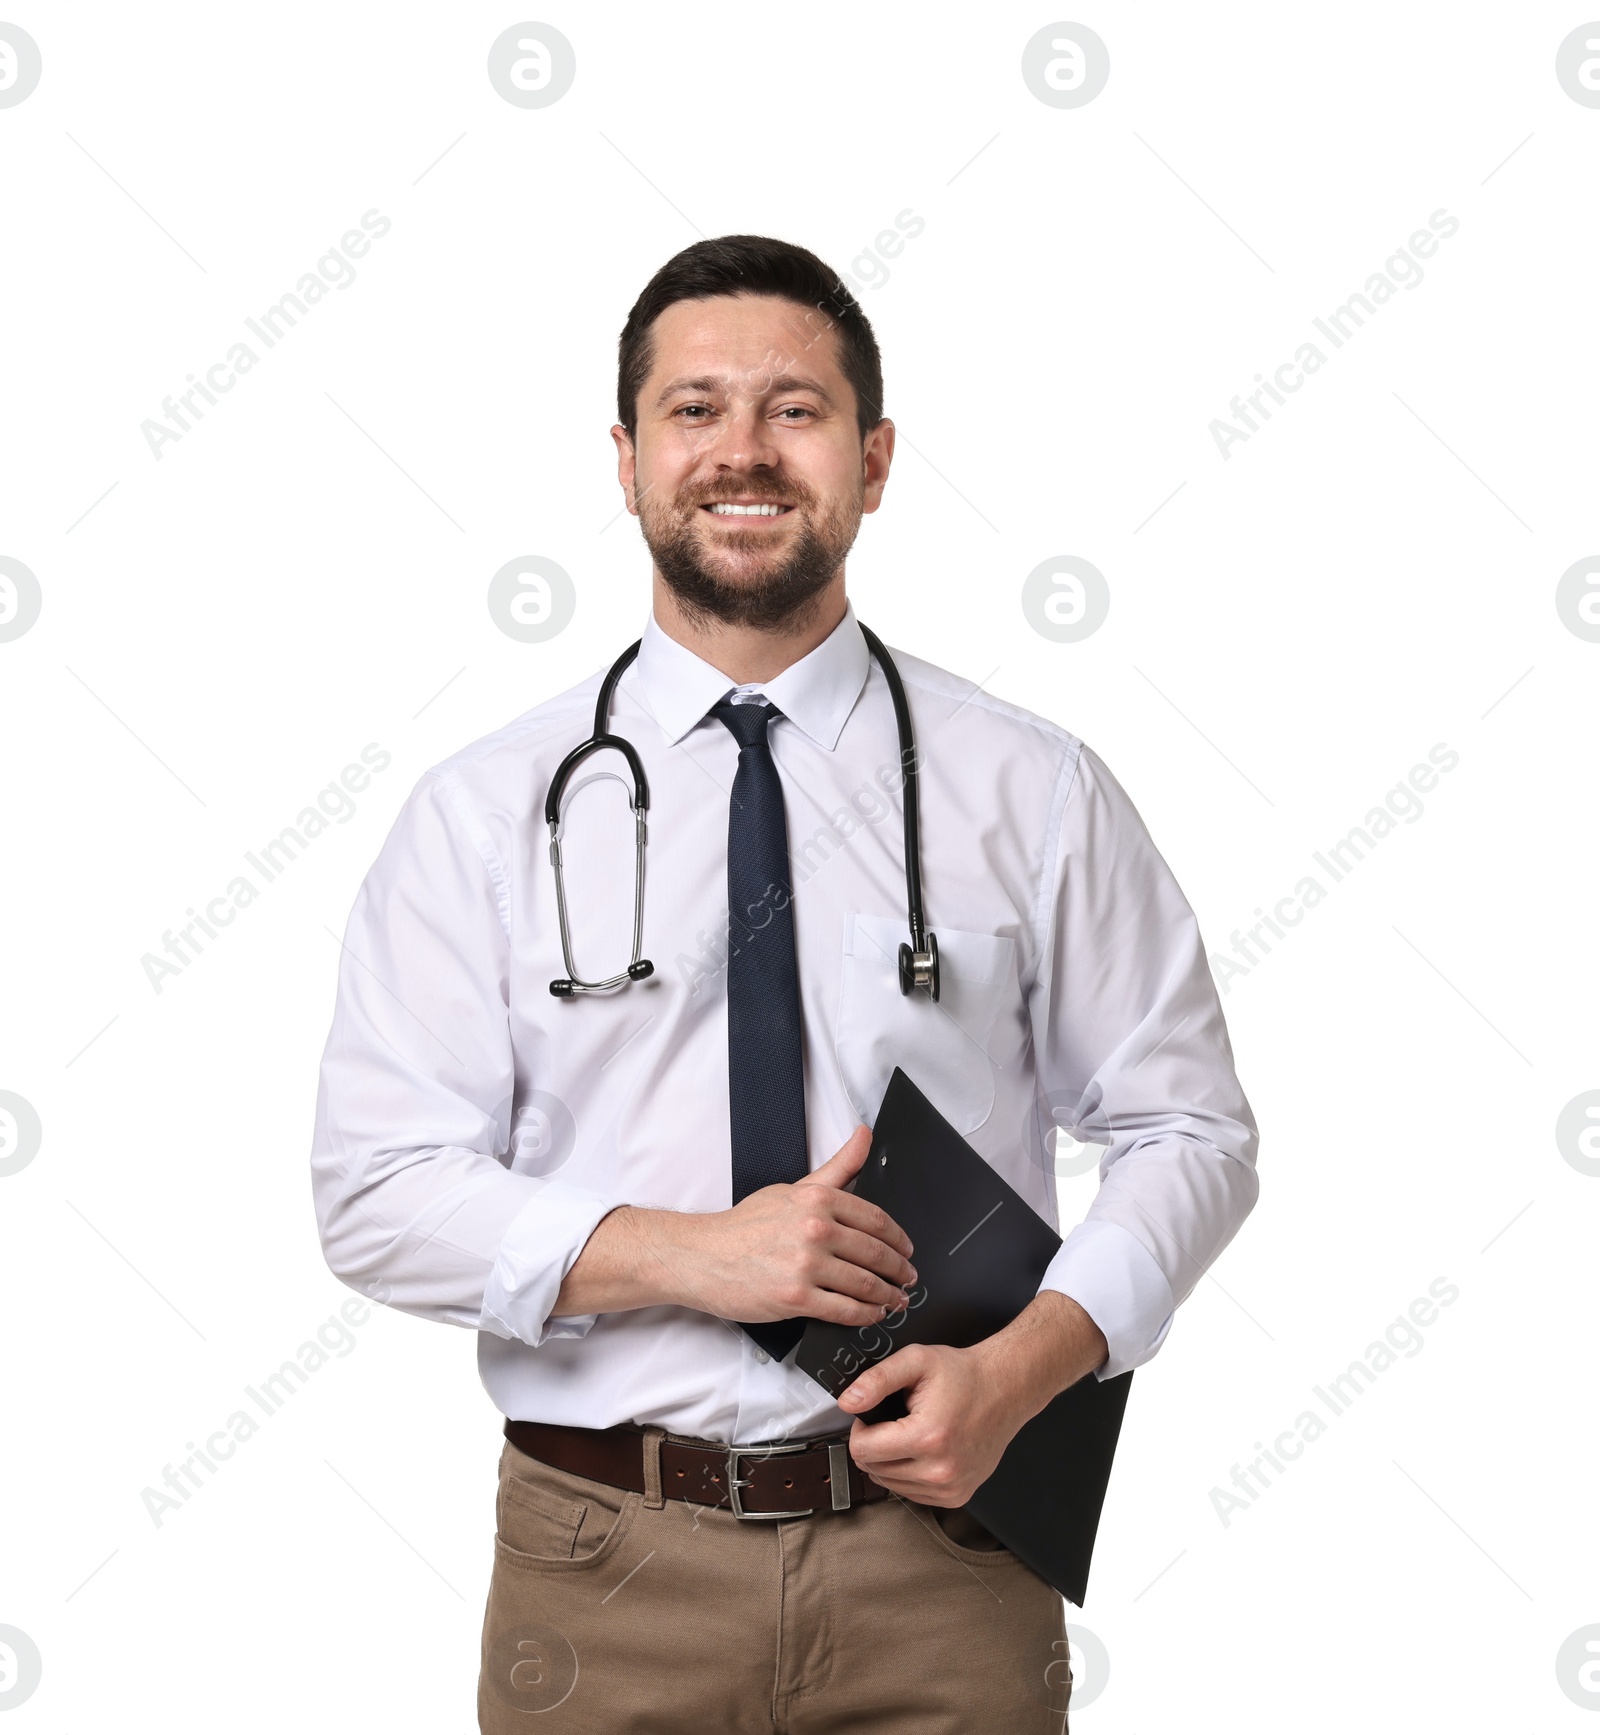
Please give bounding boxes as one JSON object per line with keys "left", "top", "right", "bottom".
{"left": 613, "top": 293, "right": 894, "bottom": 631}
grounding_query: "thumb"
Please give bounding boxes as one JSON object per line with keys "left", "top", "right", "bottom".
{"left": 838, "top": 1345, "right": 924, "bottom": 1413}
{"left": 799, "top": 1124, "right": 872, "bottom": 1191}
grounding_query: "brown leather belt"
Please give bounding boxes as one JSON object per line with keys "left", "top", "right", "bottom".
{"left": 504, "top": 1417, "right": 889, "bottom": 1519}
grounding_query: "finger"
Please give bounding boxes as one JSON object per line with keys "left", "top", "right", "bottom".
{"left": 825, "top": 1190, "right": 914, "bottom": 1259}
{"left": 825, "top": 1222, "right": 917, "bottom": 1289}
{"left": 815, "top": 1255, "right": 910, "bottom": 1316}
{"left": 845, "top": 1413, "right": 924, "bottom": 1467}
{"left": 838, "top": 1345, "right": 927, "bottom": 1416}
{"left": 795, "top": 1285, "right": 903, "bottom": 1330}
{"left": 799, "top": 1125, "right": 872, "bottom": 1190}
{"left": 864, "top": 1474, "right": 922, "bottom": 1500}
{"left": 867, "top": 1471, "right": 950, "bottom": 1505}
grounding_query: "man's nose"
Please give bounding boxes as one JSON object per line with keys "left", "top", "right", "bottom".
{"left": 705, "top": 397, "right": 782, "bottom": 473}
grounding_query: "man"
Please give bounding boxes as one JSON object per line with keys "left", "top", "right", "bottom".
{"left": 310, "top": 234, "right": 1260, "bottom": 1732}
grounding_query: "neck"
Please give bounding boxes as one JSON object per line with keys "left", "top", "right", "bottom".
{"left": 650, "top": 571, "right": 849, "bottom": 685}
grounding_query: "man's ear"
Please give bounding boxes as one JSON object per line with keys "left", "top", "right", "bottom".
{"left": 862, "top": 417, "right": 896, "bottom": 515}
{"left": 610, "top": 423, "right": 639, "bottom": 514}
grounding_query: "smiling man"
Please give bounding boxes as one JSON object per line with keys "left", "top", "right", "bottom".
{"left": 311, "top": 235, "right": 1260, "bottom": 1732}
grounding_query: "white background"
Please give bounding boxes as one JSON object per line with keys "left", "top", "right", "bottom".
{"left": 2, "top": 3, "right": 1597, "bottom": 1728}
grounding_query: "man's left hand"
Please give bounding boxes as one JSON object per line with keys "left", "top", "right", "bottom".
{"left": 836, "top": 1292, "right": 1110, "bottom": 1506}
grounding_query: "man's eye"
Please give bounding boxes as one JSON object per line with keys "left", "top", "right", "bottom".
{"left": 776, "top": 406, "right": 815, "bottom": 420}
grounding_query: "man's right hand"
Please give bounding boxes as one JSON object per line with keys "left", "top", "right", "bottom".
{"left": 558, "top": 1126, "right": 917, "bottom": 1329}
{"left": 660, "top": 1126, "right": 917, "bottom": 1328}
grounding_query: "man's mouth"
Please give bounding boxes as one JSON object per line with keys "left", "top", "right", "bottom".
{"left": 700, "top": 501, "right": 795, "bottom": 519}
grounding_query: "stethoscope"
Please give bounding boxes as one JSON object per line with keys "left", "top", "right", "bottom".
{"left": 545, "top": 621, "right": 940, "bottom": 1004}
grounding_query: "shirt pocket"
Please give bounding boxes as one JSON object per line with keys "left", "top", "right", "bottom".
{"left": 834, "top": 912, "right": 1019, "bottom": 1136}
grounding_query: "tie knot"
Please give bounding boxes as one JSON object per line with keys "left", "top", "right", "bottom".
{"left": 711, "top": 695, "right": 779, "bottom": 751}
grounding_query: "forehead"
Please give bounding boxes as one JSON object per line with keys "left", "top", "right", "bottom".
{"left": 643, "top": 293, "right": 845, "bottom": 386}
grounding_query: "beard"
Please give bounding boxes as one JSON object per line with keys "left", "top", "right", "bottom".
{"left": 639, "top": 472, "right": 864, "bottom": 633}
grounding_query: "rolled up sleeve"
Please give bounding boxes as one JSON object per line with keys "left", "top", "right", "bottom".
{"left": 309, "top": 768, "right": 616, "bottom": 1348}
{"left": 1028, "top": 744, "right": 1261, "bottom": 1380}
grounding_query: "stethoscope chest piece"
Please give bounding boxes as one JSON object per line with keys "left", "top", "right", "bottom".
{"left": 898, "top": 930, "right": 940, "bottom": 1001}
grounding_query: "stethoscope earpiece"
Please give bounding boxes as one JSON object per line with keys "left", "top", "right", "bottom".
{"left": 545, "top": 622, "right": 933, "bottom": 1002}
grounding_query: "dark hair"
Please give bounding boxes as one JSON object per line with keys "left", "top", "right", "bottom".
{"left": 616, "top": 234, "right": 884, "bottom": 443}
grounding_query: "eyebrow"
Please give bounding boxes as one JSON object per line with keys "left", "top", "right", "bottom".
{"left": 653, "top": 373, "right": 837, "bottom": 409}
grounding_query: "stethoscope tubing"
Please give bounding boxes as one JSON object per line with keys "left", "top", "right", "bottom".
{"left": 544, "top": 622, "right": 936, "bottom": 1000}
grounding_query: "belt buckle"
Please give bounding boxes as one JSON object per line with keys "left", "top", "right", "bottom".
{"left": 725, "top": 1440, "right": 816, "bottom": 1520}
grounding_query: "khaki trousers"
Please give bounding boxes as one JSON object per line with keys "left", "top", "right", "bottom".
{"left": 478, "top": 1431, "right": 1072, "bottom": 1733}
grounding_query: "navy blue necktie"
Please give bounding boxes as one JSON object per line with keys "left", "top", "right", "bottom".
{"left": 711, "top": 696, "right": 809, "bottom": 1362}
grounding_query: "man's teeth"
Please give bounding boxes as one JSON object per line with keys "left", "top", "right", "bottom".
{"left": 707, "top": 503, "right": 788, "bottom": 516}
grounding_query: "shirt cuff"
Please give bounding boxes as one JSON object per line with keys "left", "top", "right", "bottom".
{"left": 479, "top": 1178, "right": 620, "bottom": 1349}
{"left": 1037, "top": 1219, "right": 1175, "bottom": 1381}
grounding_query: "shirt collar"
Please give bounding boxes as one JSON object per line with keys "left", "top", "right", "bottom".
{"left": 629, "top": 597, "right": 872, "bottom": 751}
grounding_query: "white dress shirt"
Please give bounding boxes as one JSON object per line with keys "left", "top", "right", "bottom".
{"left": 310, "top": 599, "right": 1259, "bottom": 1446}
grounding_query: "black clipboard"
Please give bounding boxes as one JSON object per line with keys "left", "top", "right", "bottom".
{"left": 794, "top": 1066, "right": 1133, "bottom": 1606}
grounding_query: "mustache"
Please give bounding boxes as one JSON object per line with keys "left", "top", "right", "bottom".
{"left": 681, "top": 482, "right": 811, "bottom": 509}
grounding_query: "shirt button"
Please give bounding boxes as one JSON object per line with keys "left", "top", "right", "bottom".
{"left": 755, "top": 1348, "right": 769, "bottom": 1364}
